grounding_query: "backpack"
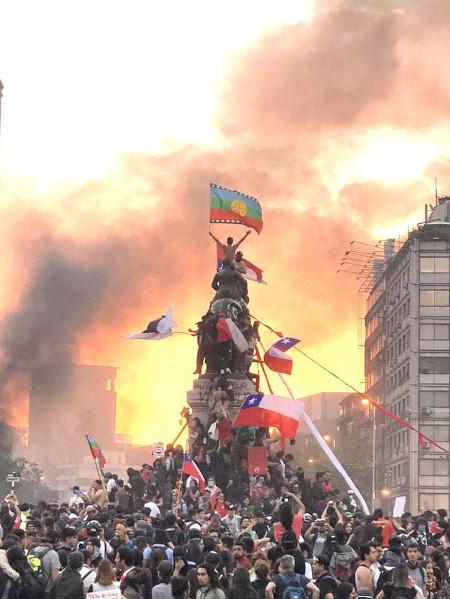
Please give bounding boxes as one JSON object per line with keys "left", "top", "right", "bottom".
{"left": 332, "top": 551, "right": 353, "bottom": 581}
{"left": 375, "top": 566, "right": 394, "bottom": 595}
{"left": 279, "top": 573, "right": 307, "bottom": 599}
{"left": 27, "top": 547, "right": 51, "bottom": 582}
{"left": 17, "top": 566, "right": 46, "bottom": 599}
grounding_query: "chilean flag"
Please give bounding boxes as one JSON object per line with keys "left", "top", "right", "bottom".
{"left": 216, "top": 315, "right": 249, "bottom": 352}
{"left": 264, "top": 337, "right": 300, "bottom": 374}
{"left": 233, "top": 393, "right": 303, "bottom": 439}
{"left": 216, "top": 244, "right": 266, "bottom": 284}
{"left": 182, "top": 452, "right": 206, "bottom": 491}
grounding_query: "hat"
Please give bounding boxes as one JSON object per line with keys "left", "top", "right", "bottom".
{"left": 228, "top": 504, "right": 236, "bottom": 511}
{"left": 281, "top": 530, "right": 298, "bottom": 550}
{"left": 72, "top": 486, "right": 80, "bottom": 492}
{"left": 303, "top": 513, "right": 313, "bottom": 522}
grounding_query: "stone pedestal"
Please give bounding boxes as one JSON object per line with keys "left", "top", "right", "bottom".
{"left": 186, "top": 375, "right": 256, "bottom": 433}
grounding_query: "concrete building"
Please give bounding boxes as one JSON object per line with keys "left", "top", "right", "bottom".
{"left": 296, "top": 391, "right": 350, "bottom": 456}
{"left": 365, "top": 198, "right": 450, "bottom": 513}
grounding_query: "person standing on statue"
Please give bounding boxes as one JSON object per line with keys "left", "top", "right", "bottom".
{"left": 209, "top": 230, "right": 251, "bottom": 262}
{"left": 234, "top": 251, "right": 247, "bottom": 275}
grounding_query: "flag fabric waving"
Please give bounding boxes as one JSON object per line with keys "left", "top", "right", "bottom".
{"left": 264, "top": 337, "right": 301, "bottom": 374}
{"left": 272, "top": 337, "right": 301, "bottom": 352}
{"left": 264, "top": 346, "right": 293, "bottom": 374}
{"left": 125, "top": 304, "right": 176, "bottom": 340}
{"left": 233, "top": 393, "right": 303, "bottom": 439}
{"left": 181, "top": 452, "right": 205, "bottom": 491}
{"left": 216, "top": 244, "right": 266, "bottom": 284}
{"left": 86, "top": 434, "right": 106, "bottom": 469}
{"left": 216, "top": 315, "right": 249, "bottom": 352}
{"left": 210, "top": 183, "right": 263, "bottom": 233}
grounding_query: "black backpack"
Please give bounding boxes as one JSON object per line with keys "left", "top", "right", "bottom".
{"left": 17, "top": 566, "right": 46, "bottom": 599}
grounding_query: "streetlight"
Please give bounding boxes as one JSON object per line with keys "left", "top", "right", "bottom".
{"left": 381, "top": 488, "right": 391, "bottom": 497}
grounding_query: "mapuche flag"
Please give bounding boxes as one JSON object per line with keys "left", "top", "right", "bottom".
{"left": 264, "top": 337, "right": 301, "bottom": 374}
{"left": 86, "top": 434, "right": 106, "bottom": 469}
{"left": 210, "top": 183, "right": 263, "bottom": 233}
{"left": 181, "top": 452, "right": 205, "bottom": 491}
{"left": 233, "top": 393, "right": 303, "bottom": 439}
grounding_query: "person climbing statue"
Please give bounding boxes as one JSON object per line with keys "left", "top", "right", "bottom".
{"left": 209, "top": 229, "right": 251, "bottom": 262}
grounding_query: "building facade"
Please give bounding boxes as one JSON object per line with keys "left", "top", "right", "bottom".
{"left": 365, "top": 198, "right": 450, "bottom": 513}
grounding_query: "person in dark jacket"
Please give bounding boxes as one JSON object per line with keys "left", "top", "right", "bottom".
{"left": 50, "top": 552, "right": 84, "bottom": 599}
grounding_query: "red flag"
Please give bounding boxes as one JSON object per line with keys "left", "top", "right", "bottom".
{"left": 264, "top": 346, "right": 293, "bottom": 374}
{"left": 247, "top": 446, "right": 268, "bottom": 475}
{"left": 181, "top": 452, "right": 205, "bottom": 491}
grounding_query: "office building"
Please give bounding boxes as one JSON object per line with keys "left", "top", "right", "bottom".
{"left": 365, "top": 198, "right": 450, "bottom": 513}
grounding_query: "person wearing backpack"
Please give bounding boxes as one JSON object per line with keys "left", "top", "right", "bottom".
{"left": 374, "top": 563, "right": 417, "bottom": 599}
{"left": 6, "top": 545, "right": 45, "bottom": 599}
{"left": 266, "top": 554, "right": 319, "bottom": 599}
{"left": 312, "top": 554, "right": 338, "bottom": 599}
{"left": 28, "top": 535, "right": 61, "bottom": 595}
{"left": 48, "top": 552, "right": 84, "bottom": 599}
{"left": 330, "top": 529, "right": 357, "bottom": 582}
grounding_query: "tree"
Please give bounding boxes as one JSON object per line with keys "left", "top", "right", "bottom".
{"left": 0, "top": 422, "right": 56, "bottom": 503}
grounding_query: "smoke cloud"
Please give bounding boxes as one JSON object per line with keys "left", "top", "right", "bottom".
{"left": 2, "top": 0, "right": 450, "bottom": 447}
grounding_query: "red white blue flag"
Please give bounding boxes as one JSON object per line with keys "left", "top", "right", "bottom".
{"left": 272, "top": 337, "right": 300, "bottom": 352}
{"left": 264, "top": 338, "right": 300, "bottom": 374}
{"left": 233, "top": 393, "right": 303, "bottom": 439}
{"left": 181, "top": 452, "right": 205, "bottom": 491}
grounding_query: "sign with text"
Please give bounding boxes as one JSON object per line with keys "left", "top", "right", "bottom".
{"left": 392, "top": 495, "right": 406, "bottom": 518}
{"left": 87, "top": 589, "right": 121, "bottom": 599}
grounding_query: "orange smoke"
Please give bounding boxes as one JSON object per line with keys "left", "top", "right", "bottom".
{"left": 2, "top": 1, "right": 450, "bottom": 445}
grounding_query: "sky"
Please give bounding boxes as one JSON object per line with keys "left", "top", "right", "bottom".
{"left": 1, "top": 0, "right": 450, "bottom": 445}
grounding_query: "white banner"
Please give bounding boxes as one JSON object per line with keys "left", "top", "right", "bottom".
{"left": 87, "top": 590, "right": 121, "bottom": 599}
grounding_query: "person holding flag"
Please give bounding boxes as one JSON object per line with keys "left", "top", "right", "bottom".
{"left": 209, "top": 229, "right": 251, "bottom": 262}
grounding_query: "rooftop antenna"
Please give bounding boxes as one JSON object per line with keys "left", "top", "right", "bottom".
{"left": 435, "top": 176, "right": 438, "bottom": 206}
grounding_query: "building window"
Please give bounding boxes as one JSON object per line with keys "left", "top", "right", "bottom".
{"left": 420, "top": 290, "right": 449, "bottom": 307}
{"left": 421, "top": 424, "right": 449, "bottom": 442}
{"left": 420, "top": 493, "right": 450, "bottom": 511}
{"left": 420, "top": 324, "right": 450, "bottom": 340}
{"left": 420, "top": 257, "right": 450, "bottom": 272}
{"left": 419, "top": 356, "right": 450, "bottom": 374}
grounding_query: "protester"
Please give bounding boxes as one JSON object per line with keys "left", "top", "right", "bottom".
{"left": 49, "top": 551, "right": 84, "bottom": 599}
{"left": 0, "top": 436, "right": 449, "bottom": 599}
{"left": 265, "top": 554, "right": 320, "bottom": 599}
{"left": 196, "top": 562, "right": 226, "bottom": 599}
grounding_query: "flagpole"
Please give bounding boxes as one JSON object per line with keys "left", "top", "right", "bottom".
{"left": 85, "top": 435, "right": 107, "bottom": 490}
{"left": 258, "top": 341, "right": 370, "bottom": 515}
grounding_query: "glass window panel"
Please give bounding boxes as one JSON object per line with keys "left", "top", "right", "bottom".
{"left": 435, "top": 392, "right": 448, "bottom": 407}
{"left": 436, "top": 425, "right": 448, "bottom": 441}
{"left": 435, "top": 325, "right": 449, "bottom": 340}
{"left": 435, "top": 460, "right": 448, "bottom": 476}
{"left": 420, "top": 257, "right": 435, "bottom": 272}
{"left": 435, "top": 290, "right": 449, "bottom": 306}
{"left": 435, "top": 257, "right": 450, "bottom": 272}
{"left": 420, "top": 391, "right": 434, "bottom": 406}
{"left": 420, "top": 291, "right": 434, "bottom": 306}
{"left": 420, "top": 324, "right": 434, "bottom": 339}
{"left": 420, "top": 460, "right": 433, "bottom": 475}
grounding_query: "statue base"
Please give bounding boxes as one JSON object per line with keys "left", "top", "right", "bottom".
{"left": 186, "top": 374, "right": 256, "bottom": 435}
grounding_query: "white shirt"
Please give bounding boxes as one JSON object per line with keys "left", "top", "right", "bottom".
{"left": 79, "top": 565, "right": 96, "bottom": 591}
{"left": 107, "top": 479, "right": 116, "bottom": 494}
{"left": 144, "top": 501, "right": 161, "bottom": 518}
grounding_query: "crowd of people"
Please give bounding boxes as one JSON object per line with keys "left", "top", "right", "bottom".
{"left": 0, "top": 447, "right": 449, "bottom": 599}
